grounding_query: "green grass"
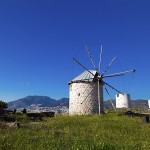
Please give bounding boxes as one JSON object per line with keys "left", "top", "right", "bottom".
{"left": 0, "top": 113, "right": 150, "bottom": 150}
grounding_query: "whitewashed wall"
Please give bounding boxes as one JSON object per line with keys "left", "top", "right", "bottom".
{"left": 148, "top": 100, "right": 150, "bottom": 109}
{"left": 116, "top": 93, "right": 130, "bottom": 108}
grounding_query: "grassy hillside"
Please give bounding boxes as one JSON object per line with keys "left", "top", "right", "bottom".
{"left": 0, "top": 113, "right": 150, "bottom": 150}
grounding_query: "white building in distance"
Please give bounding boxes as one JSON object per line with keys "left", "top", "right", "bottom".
{"left": 116, "top": 93, "right": 130, "bottom": 108}
{"left": 148, "top": 100, "right": 150, "bottom": 109}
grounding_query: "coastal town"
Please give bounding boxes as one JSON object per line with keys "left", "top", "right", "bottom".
{"left": 17, "top": 105, "right": 69, "bottom": 114}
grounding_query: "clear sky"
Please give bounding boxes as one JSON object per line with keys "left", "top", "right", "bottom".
{"left": 0, "top": 0, "right": 150, "bottom": 102}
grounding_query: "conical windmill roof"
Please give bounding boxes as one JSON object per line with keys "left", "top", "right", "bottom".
{"left": 69, "top": 70, "right": 97, "bottom": 84}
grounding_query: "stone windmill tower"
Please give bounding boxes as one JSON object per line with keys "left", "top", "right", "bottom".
{"left": 69, "top": 45, "right": 135, "bottom": 115}
{"left": 116, "top": 93, "right": 131, "bottom": 108}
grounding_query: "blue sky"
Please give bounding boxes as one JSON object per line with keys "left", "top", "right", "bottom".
{"left": 0, "top": 0, "right": 150, "bottom": 102}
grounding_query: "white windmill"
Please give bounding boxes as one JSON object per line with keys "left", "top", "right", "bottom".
{"left": 69, "top": 45, "right": 135, "bottom": 115}
{"left": 148, "top": 100, "right": 150, "bottom": 109}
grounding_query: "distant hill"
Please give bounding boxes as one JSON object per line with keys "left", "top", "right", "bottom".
{"left": 8, "top": 96, "right": 59, "bottom": 109}
{"left": 104, "top": 99, "right": 149, "bottom": 109}
{"left": 8, "top": 96, "right": 149, "bottom": 110}
{"left": 130, "top": 99, "right": 149, "bottom": 109}
{"left": 58, "top": 98, "right": 69, "bottom": 107}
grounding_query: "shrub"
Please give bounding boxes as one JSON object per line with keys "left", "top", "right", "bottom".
{"left": 0, "top": 100, "right": 7, "bottom": 110}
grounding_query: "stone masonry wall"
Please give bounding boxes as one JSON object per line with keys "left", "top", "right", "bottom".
{"left": 69, "top": 82, "right": 103, "bottom": 115}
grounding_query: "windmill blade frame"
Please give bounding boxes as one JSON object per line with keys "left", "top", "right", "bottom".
{"left": 104, "top": 85, "right": 116, "bottom": 110}
{"left": 101, "top": 56, "right": 117, "bottom": 76}
{"left": 73, "top": 57, "right": 95, "bottom": 76}
{"left": 102, "top": 81, "right": 123, "bottom": 94}
{"left": 98, "top": 45, "right": 103, "bottom": 73}
{"left": 85, "top": 44, "right": 98, "bottom": 71}
{"left": 102, "top": 69, "right": 136, "bottom": 78}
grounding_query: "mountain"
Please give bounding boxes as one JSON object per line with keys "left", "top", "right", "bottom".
{"left": 130, "top": 99, "right": 149, "bottom": 109}
{"left": 8, "top": 96, "right": 149, "bottom": 110}
{"left": 58, "top": 98, "right": 69, "bottom": 107}
{"left": 8, "top": 96, "right": 59, "bottom": 110}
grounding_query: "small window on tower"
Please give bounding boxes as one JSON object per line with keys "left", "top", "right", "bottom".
{"left": 78, "top": 93, "right": 80, "bottom": 97}
{"left": 70, "top": 85, "right": 72, "bottom": 91}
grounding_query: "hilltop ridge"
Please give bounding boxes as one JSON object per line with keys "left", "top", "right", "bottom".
{"left": 7, "top": 96, "right": 149, "bottom": 110}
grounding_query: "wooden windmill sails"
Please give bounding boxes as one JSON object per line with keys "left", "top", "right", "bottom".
{"left": 70, "top": 45, "right": 135, "bottom": 115}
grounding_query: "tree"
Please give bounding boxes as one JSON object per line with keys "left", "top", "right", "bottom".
{"left": 0, "top": 100, "right": 8, "bottom": 110}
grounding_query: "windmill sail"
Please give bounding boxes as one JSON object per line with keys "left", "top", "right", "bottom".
{"left": 69, "top": 45, "right": 135, "bottom": 115}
